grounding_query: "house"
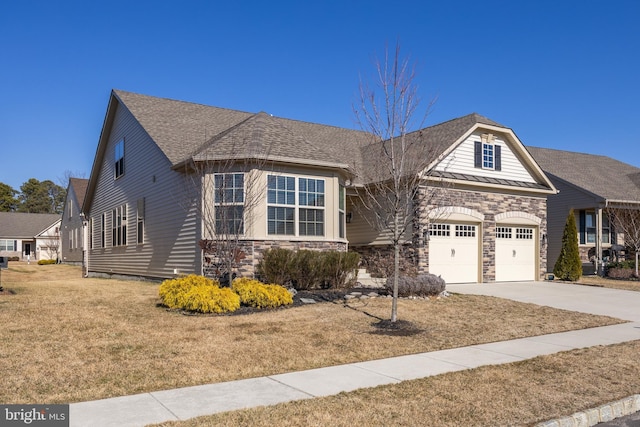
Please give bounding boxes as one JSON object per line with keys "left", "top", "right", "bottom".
{"left": 60, "top": 178, "right": 89, "bottom": 265}
{"left": 349, "top": 114, "right": 557, "bottom": 283}
{"left": 527, "top": 146, "right": 640, "bottom": 273}
{"left": 83, "top": 89, "right": 556, "bottom": 283}
{"left": 0, "top": 212, "right": 61, "bottom": 261}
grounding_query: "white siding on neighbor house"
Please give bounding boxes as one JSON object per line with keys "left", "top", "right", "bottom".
{"left": 88, "top": 102, "right": 201, "bottom": 279}
{"left": 435, "top": 132, "right": 537, "bottom": 183}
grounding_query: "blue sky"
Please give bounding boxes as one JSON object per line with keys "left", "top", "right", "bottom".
{"left": 1, "top": 0, "right": 639, "bottom": 191}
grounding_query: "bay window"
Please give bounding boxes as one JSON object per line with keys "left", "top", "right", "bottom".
{"left": 267, "top": 175, "right": 325, "bottom": 236}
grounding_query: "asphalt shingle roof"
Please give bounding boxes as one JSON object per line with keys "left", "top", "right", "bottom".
{"left": 0, "top": 212, "right": 61, "bottom": 238}
{"left": 112, "top": 90, "right": 541, "bottom": 189}
{"left": 69, "top": 178, "right": 89, "bottom": 209}
{"left": 114, "top": 90, "right": 370, "bottom": 171}
{"left": 526, "top": 146, "right": 640, "bottom": 202}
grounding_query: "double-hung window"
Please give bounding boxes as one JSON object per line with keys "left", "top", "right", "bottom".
{"left": 214, "top": 173, "right": 244, "bottom": 235}
{"left": 0, "top": 239, "right": 16, "bottom": 251}
{"left": 299, "top": 178, "right": 325, "bottom": 236}
{"left": 267, "top": 175, "right": 295, "bottom": 235}
{"left": 267, "top": 175, "right": 325, "bottom": 236}
{"left": 474, "top": 139, "right": 502, "bottom": 171}
{"left": 137, "top": 198, "right": 145, "bottom": 244}
{"left": 115, "top": 139, "right": 125, "bottom": 179}
{"left": 112, "top": 204, "right": 127, "bottom": 246}
{"left": 338, "top": 185, "right": 345, "bottom": 238}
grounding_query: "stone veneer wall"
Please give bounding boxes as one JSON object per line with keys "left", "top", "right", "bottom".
{"left": 347, "top": 188, "right": 548, "bottom": 283}
{"left": 417, "top": 187, "right": 548, "bottom": 282}
{"left": 203, "top": 240, "right": 348, "bottom": 279}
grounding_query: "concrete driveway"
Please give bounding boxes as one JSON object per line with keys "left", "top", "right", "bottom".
{"left": 447, "top": 281, "right": 640, "bottom": 322}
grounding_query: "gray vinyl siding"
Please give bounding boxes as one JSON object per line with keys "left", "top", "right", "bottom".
{"left": 545, "top": 178, "right": 600, "bottom": 271}
{"left": 60, "top": 186, "right": 84, "bottom": 264}
{"left": 87, "top": 102, "right": 201, "bottom": 279}
{"left": 346, "top": 196, "right": 413, "bottom": 246}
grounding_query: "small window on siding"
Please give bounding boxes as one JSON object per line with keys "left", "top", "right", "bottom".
{"left": 111, "top": 204, "right": 127, "bottom": 246}
{"left": 137, "top": 198, "right": 145, "bottom": 244}
{"left": 474, "top": 140, "right": 502, "bottom": 171}
{"left": 115, "top": 139, "right": 125, "bottom": 179}
{"left": 101, "top": 213, "right": 106, "bottom": 248}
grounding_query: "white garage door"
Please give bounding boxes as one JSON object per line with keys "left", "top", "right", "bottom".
{"left": 428, "top": 223, "right": 479, "bottom": 283}
{"left": 495, "top": 226, "right": 536, "bottom": 282}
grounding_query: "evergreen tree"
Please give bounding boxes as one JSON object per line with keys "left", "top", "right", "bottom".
{"left": 17, "top": 178, "right": 65, "bottom": 214}
{"left": 553, "top": 209, "right": 582, "bottom": 281}
{"left": 0, "top": 182, "right": 18, "bottom": 212}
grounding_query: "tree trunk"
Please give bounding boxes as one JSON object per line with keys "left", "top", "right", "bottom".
{"left": 391, "top": 242, "right": 399, "bottom": 322}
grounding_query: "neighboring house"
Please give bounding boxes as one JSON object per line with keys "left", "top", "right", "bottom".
{"left": 60, "top": 178, "right": 89, "bottom": 265}
{"left": 527, "top": 146, "right": 640, "bottom": 272}
{"left": 83, "top": 89, "right": 556, "bottom": 283}
{"left": 0, "top": 212, "right": 61, "bottom": 261}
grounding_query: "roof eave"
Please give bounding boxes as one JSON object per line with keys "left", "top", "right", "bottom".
{"left": 173, "top": 155, "right": 350, "bottom": 172}
{"left": 427, "top": 176, "right": 557, "bottom": 195}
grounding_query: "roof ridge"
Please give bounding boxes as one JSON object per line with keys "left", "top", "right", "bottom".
{"left": 527, "top": 146, "right": 630, "bottom": 163}
{"left": 113, "top": 89, "right": 255, "bottom": 116}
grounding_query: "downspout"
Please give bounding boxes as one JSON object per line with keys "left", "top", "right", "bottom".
{"left": 596, "top": 207, "right": 603, "bottom": 276}
{"left": 81, "top": 214, "right": 89, "bottom": 278}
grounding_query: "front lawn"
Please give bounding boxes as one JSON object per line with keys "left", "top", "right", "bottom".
{"left": 0, "top": 263, "right": 624, "bottom": 405}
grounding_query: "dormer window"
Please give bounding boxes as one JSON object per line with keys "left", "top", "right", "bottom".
{"left": 474, "top": 134, "right": 501, "bottom": 171}
{"left": 483, "top": 143, "right": 494, "bottom": 169}
{"left": 115, "top": 139, "right": 125, "bottom": 179}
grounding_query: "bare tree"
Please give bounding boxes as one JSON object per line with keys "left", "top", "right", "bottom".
{"left": 179, "top": 120, "right": 273, "bottom": 284}
{"left": 353, "top": 42, "right": 442, "bottom": 323}
{"left": 607, "top": 205, "right": 640, "bottom": 276}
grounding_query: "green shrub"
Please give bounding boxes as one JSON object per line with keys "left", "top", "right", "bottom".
{"left": 232, "top": 277, "right": 293, "bottom": 309}
{"left": 255, "top": 248, "right": 294, "bottom": 286}
{"left": 386, "top": 274, "right": 446, "bottom": 297}
{"left": 318, "top": 251, "right": 360, "bottom": 288}
{"left": 257, "top": 249, "right": 360, "bottom": 290}
{"left": 159, "top": 274, "right": 240, "bottom": 314}
{"left": 290, "top": 250, "right": 323, "bottom": 290}
{"left": 553, "top": 210, "right": 582, "bottom": 281}
{"left": 607, "top": 260, "right": 636, "bottom": 270}
{"left": 37, "top": 259, "right": 56, "bottom": 265}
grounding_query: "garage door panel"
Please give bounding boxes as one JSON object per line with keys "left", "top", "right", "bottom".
{"left": 495, "top": 226, "right": 536, "bottom": 282}
{"left": 428, "top": 223, "right": 479, "bottom": 284}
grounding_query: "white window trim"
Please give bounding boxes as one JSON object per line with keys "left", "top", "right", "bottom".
{"left": 266, "top": 173, "right": 326, "bottom": 237}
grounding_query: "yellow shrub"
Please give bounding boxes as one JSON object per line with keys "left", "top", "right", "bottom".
{"left": 232, "top": 277, "right": 293, "bottom": 309}
{"left": 159, "top": 274, "right": 239, "bottom": 313}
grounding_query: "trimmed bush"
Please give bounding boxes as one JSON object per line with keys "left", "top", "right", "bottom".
{"left": 37, "top": 259, "right": 57, "bottom": 265}
{"left": 318, "top": 251, "right": 360, "bottom": 288}
{"left": 257, "top": 249, "right": 360, "bottom": 290}
{"left": 255, "top": 248, "right": 294, "bottom": 286}
{"left": 385, "top": 274, "right": 446, "bottom": 297}
{"left": 159, "top": 274, "right": 240, "bottom": 314}
{"left": 232, "top": 277, "right": 293, "bottom": 309}
{"left": 606, "top": 268, "right": 638, "bottom": 280}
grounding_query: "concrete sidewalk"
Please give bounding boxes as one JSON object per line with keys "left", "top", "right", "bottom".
{"left": 69, "top": 281, "right": 640, "bottom": 427}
